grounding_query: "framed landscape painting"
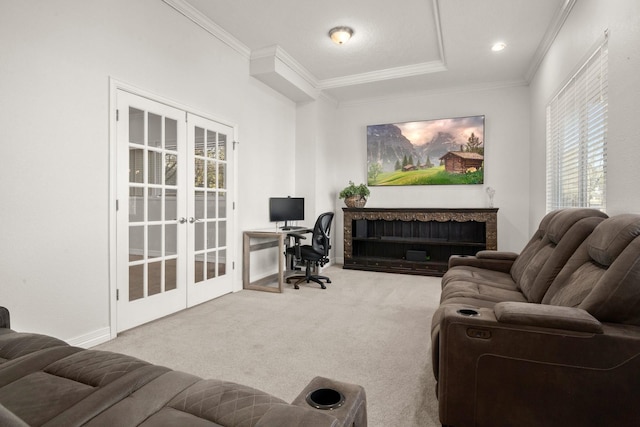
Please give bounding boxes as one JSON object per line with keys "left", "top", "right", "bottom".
{"left": 366, "top": 115, "right": 485, "bottom": 186}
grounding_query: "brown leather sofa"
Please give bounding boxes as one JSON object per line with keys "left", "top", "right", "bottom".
{"left": 0, "top": 310, "right": 367, "bottom": 427}
{"left": 431, "top": 210, "right": 640, "bottom": 427}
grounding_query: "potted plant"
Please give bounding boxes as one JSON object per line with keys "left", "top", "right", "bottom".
{"left": 339, "top": 181, "right": 370, "bottom": 208}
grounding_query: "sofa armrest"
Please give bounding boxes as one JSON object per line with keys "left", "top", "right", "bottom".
{"left": 447, "top": 250, "right": 518, "bottom": 273}
{"left": 437, "top": 306, "right": 640, "bottom": 427}
{"left": 256, "top": 404, "right": 339, "bottom": 427}
{"left": 494, "top": 302, "right": 603, "bottom": 333}
{"left": 476, "top": 250, "right": 519, "bottom": 261}
{"left": 0, "top": 307, "right": 10, "bottom": 329}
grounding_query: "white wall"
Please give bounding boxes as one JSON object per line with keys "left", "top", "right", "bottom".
{"left": 529, "top": 0, "right": 640, "bottom": 230}
{"left": 330, "top": 85, "right": 531, "bottom": 260}
{"left": 0, "top": 0, "right": 296, "bottom": 343}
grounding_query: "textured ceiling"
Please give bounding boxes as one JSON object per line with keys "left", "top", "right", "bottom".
{"left": 180, "top": 0, "right": 570, "bottom": 102}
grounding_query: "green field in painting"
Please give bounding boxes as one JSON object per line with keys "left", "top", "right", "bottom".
{"left": 369, "top": 166, "right": 483, "bottom": 186}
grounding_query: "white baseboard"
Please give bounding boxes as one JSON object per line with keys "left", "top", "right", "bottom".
{"left": 66, "top": 327, "right": 112, "bottom": 348}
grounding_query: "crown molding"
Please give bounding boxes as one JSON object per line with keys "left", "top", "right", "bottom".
{"left": 318, "top": 61, "right": 447, "bottom": 90}
{"left": 338, "top": 79, "right": 528, "bottom": 108}
{"left": 251, "top": 45, "right": 319, "bottom": 88}
{"left": 432, "top": 0, "right": 447, "bottom": 67}
{"left": 162, "top": 0, "right": 251, "bottom": 59}
{"left": 524, "top": 0, "right": 576, "bottom": 82}
{"left": 164, "top": 0, "right": 450, "bottom": 103}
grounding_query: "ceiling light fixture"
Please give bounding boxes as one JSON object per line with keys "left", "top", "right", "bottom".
{"left": 329, "top": 26, "right": 354, "bottom": 45}
{"left": 492, "top": 42, "right": 506, "bottom": 52}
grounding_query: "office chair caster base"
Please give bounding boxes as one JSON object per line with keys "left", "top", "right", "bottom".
{"left": 286, "top": 274, "right": 329, "bottom": 290}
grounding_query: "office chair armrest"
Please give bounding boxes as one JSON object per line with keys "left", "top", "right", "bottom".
{"left": 287, "top": 232, "right": 307, "bottom": 241}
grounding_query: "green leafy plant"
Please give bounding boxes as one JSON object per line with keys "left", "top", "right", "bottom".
{"left": 339, "top": 181, "right": 370, "bottom": 199}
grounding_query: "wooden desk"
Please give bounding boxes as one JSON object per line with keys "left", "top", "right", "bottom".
{"left": 242, "top": 228, "right": 311, "bottom": 293}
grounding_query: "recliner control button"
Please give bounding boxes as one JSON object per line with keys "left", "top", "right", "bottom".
{"left": 467, "top": 328, "right": 491, "bottom": 339}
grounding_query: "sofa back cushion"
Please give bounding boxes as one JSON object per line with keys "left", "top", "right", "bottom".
{"left": 543, "top": 214, "right": 640, "bottom": 325}
{"left": 509, "top": 209, "right": 560, "bottom": 283}
{"left": 515, "top": 209, "right": 607, "bottom": 302}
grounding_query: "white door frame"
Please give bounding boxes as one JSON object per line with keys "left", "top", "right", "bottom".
{"left": 108, "top": 78, "right": 239, "bottom": 338}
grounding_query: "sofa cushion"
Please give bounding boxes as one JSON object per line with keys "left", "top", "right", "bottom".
{"left": 580, "top": 236, "right": 640, "bottom": 325}
{"left": 141, "top": 379, "right": 288, "bottom": 427}
{"left": 542, "top": 214, "right": 640, "bottom": 325}
{"left": 0, "top": 332, "right": 68, "bottom": 364}
{"left": 517, "top": 215, "right": 605, "bottom": 303}
{"left": 441, "top": 266, "right": 515, "bottom": 288}
{"left": 508, "top": 209, "right": 562, "bottom": 284}
{"left": 441, "top": 210, "right": 561, "bottom": 288}
{"left": 440, "top": 280, "right": 525, "bottom": 303}
{"left": 439, "top": 214, "right": 605, "bottom": 305}
{"left": 0, "top": 349, "right": 170, "bottom": 427}
{"left": 587, "top": 213, "right": 640, "bottom": 266}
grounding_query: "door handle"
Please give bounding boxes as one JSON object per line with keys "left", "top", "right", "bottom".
{"left": 188, "top": 217, "right": 202, "bottom": 223}
{"left": 178, "top": 217, "right": 187, "bottom": 224}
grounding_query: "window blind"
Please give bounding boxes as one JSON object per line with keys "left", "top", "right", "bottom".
{"left": 546, "top": 38, "right": 608, "bottom": 212}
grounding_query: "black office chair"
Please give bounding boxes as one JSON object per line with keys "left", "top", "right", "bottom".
{"left": 286, "top": 212, "right": 334, "bottom": 289}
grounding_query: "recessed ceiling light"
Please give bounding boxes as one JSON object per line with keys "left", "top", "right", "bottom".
{"left": 329, "top": 26, "right": 354, "bottom": 45}
{"left": 492, "top": 42, "right": 506, "bottom": 52}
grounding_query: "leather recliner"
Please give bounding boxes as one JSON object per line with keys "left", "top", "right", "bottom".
{"left": 433, "top": 212, "right": 640, "bottom": 427}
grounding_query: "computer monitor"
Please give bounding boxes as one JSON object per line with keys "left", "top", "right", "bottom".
{"left": 269, "top": 197, "right": 304, "bottom": 230}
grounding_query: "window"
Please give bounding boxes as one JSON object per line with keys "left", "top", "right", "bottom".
{"left": 546, "top": 38, "right": 608, "bottom": 212}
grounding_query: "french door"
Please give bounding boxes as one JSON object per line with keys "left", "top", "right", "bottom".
{"left": 116, "top": 91, "right": 234, "bottom": 332}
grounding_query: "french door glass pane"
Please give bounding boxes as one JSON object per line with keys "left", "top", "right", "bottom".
{"left": 218, "top": 249, "right": 226, "bottom": 276}
{"left": 129, "top": 264, "right": 144, "bottom": 301}
{"left": 218, "top": 135, "right": 226, "bottom": 160}
{"left": 206, "top": 251, "right": 216, "bottom": 278}
{"left": 148, "top": 151, "right": 162, "bottom": 184}
{"left": 165, "top": 189, "right": 177, "bottom": 221}
{"left": 218, "top": 221, "right": 226, "bottom": 247}
{"left": 148, "top": 188, "right": 162, "bottom": 222}
{"left": 218, "top": 163, "right": 226, "bottom": 189}
{"left": 194, "top": 222, "right": 204, "bottom": 251}
{"left": 194, "top": 191, "right": 205, "bottom": 219}
{"left": 207, "top": 130, "right": 216, "bottom": 158}
{"left": 194, "top": 255, "right": 204, "bottom": 283}
{"left": 206, "top": 160, "right": 216, "bottom": 188}
{"left": 195, "top": 158, "right": 205, "bottom": 188}
{"left": 129, "top": 226, "right": 143, "bottom": 261}
{"left": 207, "top": 223, "right": 216, "bottom": 250}
{"left": 148, "top": 262, "right": 162, "bottom": 295}
{"left": 165, "top": 259, "right": 177, "bottom": 291}
{"left": 148, "top": 113, "right": 162, "bottom": 148}
{"left": 191, "top": 124, "right": 230, "bottom": 285}
{"left": 165, "top": 154, "right": 177, "bottom": 185}
{"left": 206, "top": 191, "right": 216, "bottom": 219}
{"left": 129, "top": 149, "right": 144, "bottom": 183}
{"left": 165, "top": 118, "right": 177, "bottom": 150}
{"left": 218, "top": 193, "right": 226, "bottom": 219}
{"left": 194, "top": 127, "right": 205, "bottom": 156}
{"left": 148, "top": 224, "right": 162, "bottom": 259}
{"left": 129, "top": 187, "right": 144, "bottom": 222}
{"left": 128, "top": 106, "right": 181, "bottom": 303}
{"left": 129, "top": 108, "right": 144, "bottom": 144}
{"left": 165, "top": 224, "right": 177, "bottom": 255}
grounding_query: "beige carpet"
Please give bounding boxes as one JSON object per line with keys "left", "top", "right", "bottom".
{"left": 94, "top": 266, "right": 442, "bottom": 427}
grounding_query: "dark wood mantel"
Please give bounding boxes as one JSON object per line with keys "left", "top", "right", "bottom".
{"left": 343, "top": 207, "right": 498, "bottom": 276}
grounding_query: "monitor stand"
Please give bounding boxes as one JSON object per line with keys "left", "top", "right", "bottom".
{"left": 280, "top": 221, "right": 291, "bottom": 231}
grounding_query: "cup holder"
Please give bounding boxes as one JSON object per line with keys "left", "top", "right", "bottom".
{"left": 457, "top": 308, "right": 480, "bottom": 317}
{"left": 305, "top": 388, "right": 345, "bottom": 410}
